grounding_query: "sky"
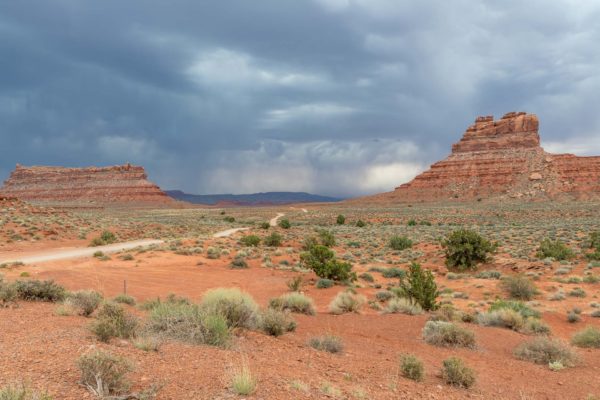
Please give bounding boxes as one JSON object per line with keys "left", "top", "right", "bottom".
{"left": 1, "top": 0, "right": 599, "bottom": 198}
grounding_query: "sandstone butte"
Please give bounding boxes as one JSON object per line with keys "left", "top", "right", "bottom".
{"left": 362, "top": 111, "right": 600, "bottom": 203}
{"left": 0, "top": 163, "right": 175, "bottom": 206}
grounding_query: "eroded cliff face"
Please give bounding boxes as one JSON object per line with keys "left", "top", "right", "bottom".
{"left": 368, "top": 112, "right": 600, "bottom": 202}
{"left": 0, "top": 164, "right": 174, "bottom": 206}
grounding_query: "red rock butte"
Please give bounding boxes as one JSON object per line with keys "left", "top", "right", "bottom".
{"left": 365, "top": 111, "right": 600, "bottom": 202}
{"left": 0, "top": 163, "right": 175, "bottom": 206}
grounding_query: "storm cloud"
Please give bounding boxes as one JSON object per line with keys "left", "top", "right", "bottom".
{"left": 1, "top": 0, "right": 599, "bottom": 197}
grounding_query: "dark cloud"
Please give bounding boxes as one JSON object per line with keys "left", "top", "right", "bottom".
{"left": 1, "top": 0, "right": 599, "bottom": 197}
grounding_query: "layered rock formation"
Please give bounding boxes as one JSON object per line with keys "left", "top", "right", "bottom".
{"left": 0, "top": 164, "right": 175, "bottom": 206}
{"left": 368, "top": 112, "right": 600, "bottom": 202}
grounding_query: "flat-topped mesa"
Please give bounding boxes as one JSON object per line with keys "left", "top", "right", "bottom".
{"left": 356, "top": 111, "right": 600, "bottom": 203}
{"left": 0, "top": 163, "right": 175, "bottom": 206}
{"left": 452, "top": 112, "right": 540, "bottom": 153}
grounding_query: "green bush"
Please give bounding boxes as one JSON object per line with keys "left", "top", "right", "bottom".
{"left": 397, "top": 262, "right": 439, "bottom": 311}
{"left": 224, "top": 216, "right": 235, "bottom": 223}
{"left": 318, "top": 230, "right": 336, "bottom": 247}
{"left": 441, "top": 357, "right": 475, "bottom": 388}
{"left": 514, "top": 337, "right": 578, "bottom": 366}
{"left": 336, "top": 214, "right": 345, "bottom": 225}
{"left": 356, "top": 220, "right": 366, "bottom": 227}
{"left": 90, "top": 302, "right": 138, "bottom": 342}
{"left": 442, "top": 229, "right": 496, "bottom": 271}
{"left": 300, "top": 245, "right": 356, "bottom": 282}
{"left": 269, "top": 292, "right": 315, "bottom": 315}
{"left": 389, "top": 235, "right": 413, "bottom": 251}
{"left": 278, "top": 218, "right": 291, "bottom": 229}
{"left": 488, "top": 300, "right": 540, "bottom": 319}
{"left": 571, "top": 326, "right": 600, "bottom": 348}
{"left": 13, "top": 279, "right": 66, "bottom": 302}
{"left": 381, "top": 267, "right": 405, "bottom": 279}
{"left": 328, "top": 291, "right": 366, "bottom": 314}
{"left": 259, "top": 222, "right": 270, "bottom": 230}
{"left": 67, "top": 290, "right": 103, "bottom": 317}
{"left": 407, "top": 219, "right": 417, "bottom": 226}
{"left": 316, "top": 278, "right": 334, "bottom": 289}
{"left": 90, "top": 230, "right": 117, "bottom": 247}
{"left": 264, "top": 232, "right": 283, "bottom": 247}
{"left": 258, "top": 308, "right": 296, "bottom": 337}
{"left": 500, "top": 275, "right": 537, "bottom": 300}
{"left": 590, "top": 231, "right": 600, "bottom": 250}
{"left": 536, "top": 239, "right": 574, "bottom": 260}
{"left": 230, "top": 256, "right": 248, "bottom": 269}
{"left": 201, "top": 288, "right": 259, "bottom": 329}
{"left": 77, "top": 350, "right": 132, "bottom": 397}
{"left": 113, "top": 294, "right": 136, "bottom": 305}
{"left": 308, "top": 335, "right": 343, "bottom": 353}
{"left": 240, "top": 235, "right": 261, "bottom": 247}
{"left": 400, "top": 354, "right": 424, "bottom": 382}
{"left": 422, "top": 321, "right": 475, "bottom": 348}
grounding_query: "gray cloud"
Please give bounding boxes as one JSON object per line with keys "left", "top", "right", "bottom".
{"left": 1, "top": 0, "right": 599, "bottom": 197}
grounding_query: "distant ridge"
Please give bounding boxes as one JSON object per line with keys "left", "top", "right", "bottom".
{"left": 166, "top": 190, "right": 342, "bottom": 206}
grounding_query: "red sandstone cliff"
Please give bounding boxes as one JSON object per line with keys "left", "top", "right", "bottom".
{"left": 363, "top": 112, "right": 600, "bottom": 202}
{"left": 0, "top": 163, "right": 175, "bottom": 206}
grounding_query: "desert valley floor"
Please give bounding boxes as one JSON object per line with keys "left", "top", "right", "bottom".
{"left": 1, "top": 199, "right": 600, "bottom": 399}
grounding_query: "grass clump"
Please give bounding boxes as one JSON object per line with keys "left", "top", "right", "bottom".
{"left": 316, "top": 278, "right": 334, "bottom": 289}
{"left": 441, "top": 357, "right": 476, "bottom": 388}
{"left": 477, "top": 309, "right": 524, "bottom": 331}
{"left": 384, "top": 297, "right": 423, "bottom": 315}
{"left": 500, "top": 275, "right": 537, "bottom": 300}
{"left": 201, "top": 288, "right": 259, "bottom": 329}
{"left": 230, "top": 256, "right": 248, "bottom": 269}
{"left": 514, "top": 337, "right": 578, "bottom": 366}
{"left": 328, "top": 291, "right": 366, "bottom": 314}
{"left": 77, "top": 350, "right": 132, "bottom": 397}
{"left": 0, "top": 278, "right": 18, "bottom": 307}
{"left": 240, "top": 235, "right": 261, "bottom": 247}
{"left": 231, "top": 361, "right": 257, "bottom": 395}
{"left": 13, "top": 279, "right": 66, "bottom": 302}
{"left": 488, "top": 299, "right": 540, "bottom": 318}
{"left": 389, "top": 235, "right": 413, "bottom": 251}
{"left": 422, "top": 321, "right": 475, "bottom": 348}
{"left": 66, "top": 290, "right": 103, "bottom": 317}
{"left": 113, "top": 294, "right": 136, "bottom": 306}
{"left": 90, "top": 302, "right": 138, "bottom": 342}
{"left": 571, "top": 326, "right": 600, "bottom": 348}
{"left": 536, "top": 239, "right": 574, "bottom": 261}
{"left": 442, "top": 229, "right": 496, "bottom": 271}
{"left": 399, "top": 354, "right": 424, "bottom": 382}
{"left": 397, "top": 262, "right": 439, "bottom": 311}
{"left": 0, "top": 384, "right": 52, "bottom": 400}
{"left": 286, "top": 276, "right": 303, "bottom": 291}
{"left": 258, "top": 308, "right": 296, "bottom": 337}
{"left": 308, "top": 335, "right": 343, "bottom": 353}
{"left": 269, "top": 292, "right": 315, "bottom": 315}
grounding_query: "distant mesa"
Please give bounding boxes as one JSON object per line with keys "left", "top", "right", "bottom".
{"left": 166, "top": 190, "right": 342, "bottom": 206}
{"left": 362, "top": 111, "right": 600, "bottom": 202}
{"left": 0, "top": 163, "right": 174, "bottom": 206}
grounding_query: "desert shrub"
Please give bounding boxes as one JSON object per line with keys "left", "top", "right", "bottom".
{"left": 523, "top": 318, "right": 551, "bottom": 335}
{"left": 318, "top": 230, "right": 336, "bottom": 247}
{"left": 567, "top": 311, "right": 581, "bottom": 323}
{"left": 477, "top": 309, "right": 524, "bottom": 331}
{"left": 500, "top": 275, "right": 537, "bottom": 300}
{"left": 328, "top": 291, "right": 366, "bottom": 314}
{"left": 287, "top": 276, "right": 303, "bottom": 292}
{"left": 258, "top": 308, "right": 296, "bottom": 337}
{"left": 0, "top": 384, "right": 52, "bottom": 400}
{"left": 224, "top": 216, "right": 235, "bottom": 223}
{"left": 77, "top": 350, "right": 132, "bottom": 397}
{"left": 206, "top": 246, "right": 221, "bottom": 259}
{"left": 231, "top": 361, "right": 257, "bottom": 396}
{"left": 264, "top": 232, "right": 283, "bottom": 247}
{"left": 389, "top": 235, "right": 413, "bottom": 251}
{"left": 536, "top": 239, "right": 574, "bottom": 260}
{"left": 278, "top": 218, "right": 291, "bottom": 229}
{"left": 514, "top": 337, "right": 578, "bottom": 366}
{"left": 422, "top": 321, "right": 475, "bottom": 348}
{"left": 336, "top": 214, "right": 345, "bottom": 225}
{"left": 375, "top": 290, "right": 393, "bottom": 302}
{"left": 397, "top": 262, "right": 439, "bottom": 311}
{"left": 358, "top": 272, "right": 373, "bottom": 282}
{"left": 240, "top": 235, "right": 261, "bottom": 247}
{"left": 356, "top": 220, "right": 366, "bottom": 227}
{"left": 488, "top": 299, "right": 540, "bottom": 319}
{"left": 568, "top": 287, "right": 586, "bottom": 298}
{"left": 442, "top": 229, "right": 496, "bottom": 271}
{"left": 381, "top": 267, "right": 405, "bottom": 279}
{"left": 441, "top": 357, "right": 476, "bottom": 388}
{"left": 13, "top": 279, "right": 66, "bottom": 302}
{"left": 113, "top": 294, "right": 136, "bottom": 306}
{"left": 67, "top": 290, "right": 103, "bottom": 317}
{"left": 90, "top": 302, "right": 138, "bottom": 342}
{"left": 148, "top": 301, "right": 230, "bottom": 346}
{"left": 269, "top": 292, "right": 315, "bottom": 315}
{"left": 590, "top": 231, "right": 600, "bottom": 249}
{"left": 259, "top": 222, "right": 270, "bottom": 230}
{"left": 0, "top": 279, "right": 17, "bottom": 307}
{"left": 300, "top": 245, "right": 356, "bottom": 282}
{"left": 133, "top": 335, "right": 162, "bottom": 352}
{"left": 90, "top": 230, "right": 117, "bottom": 247}
{"left": 400, "top": 354, "right": 424, "bottom": 382}
{"left": 407, "top": 219, "right": 417, "bottom": 226}
{"left": 308, "top": 335, "right": 343, "bottom": 353}
{"left": 230, "top": 256, "right": 248, "bottom": 269}
{"left": 201, "top": 288, "right": 259, "bottom": 329}
{"left": 384, "top": 297, "right": 423, "bottom": 315}
{"left": 475, "top": 270, "right": 502, "bottom": 279}
{"left": 316, "top": 278, "right": 334, "bottom": 289}
{"left": 571, "top": 326, "right": 600, "bottom": 348}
